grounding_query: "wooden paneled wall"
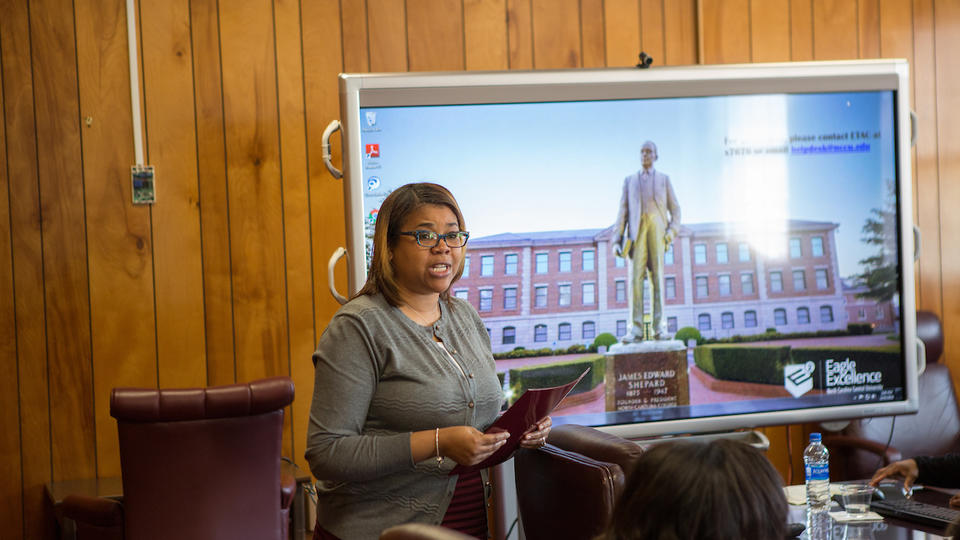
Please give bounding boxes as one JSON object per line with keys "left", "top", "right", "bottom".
{"left": 0, "top": 0, "right": 956, "bottom": 538}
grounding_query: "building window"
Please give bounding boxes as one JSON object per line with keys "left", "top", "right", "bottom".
{"left": 505, "top": 253, "right": 518, "bottom": 275}
{"left": 534, "top": 286, "right": 547, "bottom": 308}
{"left": 774, "top": 308, "right": 787, "bottom": 325}
{"left": 558, "top": 284, "right": 571, "bottom": 306}
{"left": 667, "top": 317, "right": 678, "bottom": 333}
{"left": 481, "top": 255, "right": 494, "bottom": 276}
{"left": 664, "top": 244, "right": 674, "bottom": 265}
{"left": 876, "top": 306, "right": 885, "bottom": 319}
{"left": 721, "top": 312, "right": 734, "bottom": 329}
{"left": 665, "top": 277, "right": 676, "bottom": 299}
{"left": 744, "top": 310, "right": 758, "bottom": 328}
{"left": 454, "top": 289, "right": 469, "bottom": 301}
{"left": 716, "top": 243, "right": 728, "bottom": 264}
{"left": 558, "top": 323, "right": 572, "bottom": 341}
{"left": 582, "top": 283, "right": 596, "bottom": 305}
{"left": 797, "top": 307, "right": 811, "bottom": 324}
{"left": 615, "top": 280, "right": 627, "bottom": 303}
{"left": 858, "top": 308, "right": 867, "bottom": 320}
{"left": 615, "top": 256, "right": 626, "bottom": 268}
{"left": 534, "top": 324, "right": 547, "bottom": 342}
{"left": 718, "top": 275, "right": 731, "bottom": 296}
{"left": 790, "top": 237, "right": 802, "bottom": 258}
{"left": 582, "top": 321, "right": 596, "bottom": 339}
{"left": 503, "top": 287, "right": 517, "bottom": 310}
{"left": 502, "top": 326, "right": 516, "bottom": 345}
{"left": 740, "top": 273, "right": 754, "bottom": 295}
{"left": 559, "top": 251, "right": 572, "bottom": 272}
{"left": 479, "top": 289, "right": 492, "bottom": 311}
{"left": 770, "top": 271, "right": 783, "bottom": 292}
{"left": 694, "top": 243, "right": 707, "bottom": 264}
{"left": 815, "top": 269, "right": 829, "bottom": 289}
{"left": 535, "top": 253, "right": 548, "bottom": 273}
{"left": 820, "top": 305, "right": 834, "bottom": 323}
{"left": 463, "top": 257, "right": 469, "bottom": 277}
{"left": 698, "top": 314, "right": 712, "bottom": 331}
{"left": 812, "top": 236, "right": 824, "bottom": 257}
{"left": 696, "top": 276, "right": 708, "bottom": 297}
{"left": 582, "top": 250, "right": 595, "bottom": 271}
{"left": 616, "top": 320, "right": 627, "bottom": 337}
{"left": 793, "top": 270, "right": 806, "bottom": 291}
{"left": 738, "top": 242, "right": 750, "bottom": 262}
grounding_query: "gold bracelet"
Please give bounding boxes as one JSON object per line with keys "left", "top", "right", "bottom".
{"left": 435, "top": 427, "right": 444, "bottom": 465}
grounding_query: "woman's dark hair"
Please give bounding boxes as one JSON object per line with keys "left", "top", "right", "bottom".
{"left": 355, "top": 182, "right": 467, "bottom": 306}
{"left": 601, "top": 439, "right": 787, "bottom": 540}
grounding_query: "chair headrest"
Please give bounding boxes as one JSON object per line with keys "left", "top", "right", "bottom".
{"left": 110, "top": 376, "right": 294, "bottom": 421}
{"left": 917, "top": 310, "right": 943, "bottom": 364}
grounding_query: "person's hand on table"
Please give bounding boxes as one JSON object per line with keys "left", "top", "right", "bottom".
{"left": 869, "top": 458, "right": 920, "bottom": 491}
{"left": 440, "top": 426, "right": 509, "bottom": 466}
{"left": 519, "top": 416, "right": 552, "bottom": 449}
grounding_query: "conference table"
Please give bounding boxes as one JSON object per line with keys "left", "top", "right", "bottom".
{"left": 789, "top": 485, "right": 958, "bottom": 539}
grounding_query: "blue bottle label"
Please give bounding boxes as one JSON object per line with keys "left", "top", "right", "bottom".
{"left": 805, "top": 463, "right": 829, "bottom": 481}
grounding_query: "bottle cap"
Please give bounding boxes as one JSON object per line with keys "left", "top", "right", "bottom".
{"left": 810, "top": 432, "right": 821, "bottom": 442}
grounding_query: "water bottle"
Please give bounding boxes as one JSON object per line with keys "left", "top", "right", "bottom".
{"left": 804, "top": 432, "right": 830, "bottom": 511}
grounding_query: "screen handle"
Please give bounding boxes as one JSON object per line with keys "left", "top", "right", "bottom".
{"left": 322, "top": 120, "right": 342, "bottom": 179}
{"left": 916, "top": 336, "right": 926, "bottom": 376}
{"left": 327, "top": 247, "right": 349, "bottom": 305}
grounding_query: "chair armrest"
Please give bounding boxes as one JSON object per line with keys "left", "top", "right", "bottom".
{"left": 61, "top": 494, "right": 124, "bottom": 527}
{"left": 822, "top": 434, "right": 903, "bottom": 465}
{"left": 280, "top": 472, "right": 296, "bottom": 510}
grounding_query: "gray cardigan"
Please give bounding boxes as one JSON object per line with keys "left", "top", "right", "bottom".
{"left": 305, "top": 293, "right": 503, "bottom": 540}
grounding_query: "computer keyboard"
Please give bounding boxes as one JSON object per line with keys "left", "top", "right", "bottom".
{"left": 870, "top": 498, "right": 960, "bottom": 528}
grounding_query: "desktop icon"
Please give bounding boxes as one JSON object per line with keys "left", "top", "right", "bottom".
{"left": 784, "top": 361, "right": 815, "bottom": 398}
{"left": 365, "top": 143, "right": 380, "bottom": 159}
{"left": 365, "top": 111, "right": 377, "bottom": 127}
{"left": 367, "top": 176, "right": 381, "bottom": 191}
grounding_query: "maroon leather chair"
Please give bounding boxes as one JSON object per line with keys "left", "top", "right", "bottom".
{"left": 514, "top": 424, "right": 645, "bottom": 540}
{"left": 379, "top": 523, "right": 476, "bottom": 539}
{"left": 62, "top": 377, "right": 296, "bottom": 540}
{"left": 823, "top": 311, "right": 959, "bottom": 481}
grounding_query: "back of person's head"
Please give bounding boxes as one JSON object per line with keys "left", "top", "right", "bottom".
{"left": 357, "top": 182, "right": 467, "bottom": 305}
{"left": 601, "top": 439, "right": 787, "bottom": 540}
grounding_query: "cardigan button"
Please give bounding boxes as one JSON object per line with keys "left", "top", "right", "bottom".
{"left": 468, "top": 401, "right": 475, "bottom": 408}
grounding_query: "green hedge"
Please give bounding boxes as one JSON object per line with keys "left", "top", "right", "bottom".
{"left": 703, "top": 328, "right": 866, "bottom": 345}
{"left": 694, "top": 345, "right": 792, "bottom": 384}
{"left": 508, "top": 355, "right": 606, "bottom": 403}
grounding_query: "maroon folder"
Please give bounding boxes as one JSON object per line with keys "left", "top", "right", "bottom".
{"left": 450, "top": 367, "right": 591, "bottom": 475}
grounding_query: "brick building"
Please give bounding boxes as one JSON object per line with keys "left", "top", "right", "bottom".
{"left": 456, "top": 220, "right": 849, "bottom": 353}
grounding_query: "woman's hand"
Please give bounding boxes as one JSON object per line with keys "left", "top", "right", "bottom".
{"left": 519, "top": 416, "right": 552, "bottom": 449}
{"left": 439, "top": 426, "right": 509, "bottom": 466}
{"left": 869, "top": 458, "right": 920, "bottom": 490}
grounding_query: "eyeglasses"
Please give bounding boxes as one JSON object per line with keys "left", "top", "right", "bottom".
{"left": 399, "top": 230, "right": 470, "bottom": 248}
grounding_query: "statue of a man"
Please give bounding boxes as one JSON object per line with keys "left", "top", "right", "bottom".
{"left": 613, "top": 141, "right": 681, "bottom": 342}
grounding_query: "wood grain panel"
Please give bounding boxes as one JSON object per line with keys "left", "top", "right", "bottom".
{"left": 751, "top": 0, "right": 791, "bottom": 62}
{"left": 30, "top": 0, "right": 96, "bottom": 483}
{"left": 934, "top": 0, "right": 960, "bottom": 367}
{"left": 791, "top": 0, "right": 815, "bottom": 60}
{"left": 75, "top": 0, "right": 156, "bottom": 478}
{"left": 663, "top": 0, "right": 697, "bottom": 65}
{"left": 700, "top": 0, "right": 750, "bottom": 64}
{"left": 879, "top": 0, "right": 914, "bottom": 59}
{"left": 140, "top": 0, "right": 206, "bottom": 390}
{"left": 407, "top": 0, "right": 465, "bottom": 71}
{"left": 604, "top": 0, "right": 640, "bottom": 67}
{"left": 0, "top": 1, "right": 52, "bottom": 536}
{"left": 465, "top": 0, "right": 509, "bottom": 70}
{"left": 812, "top": 0, "right": 858, "bottom": 59}
{"left": 859, "top": 0, "right": 881, "bottom": 58}
{"left": 341, "top": 0, "right": 370, "bottom": 72}
{"left": 506, "top": 0, "right": 533, "bottom": 69}
{"left": 368, "top": 0, "right": 408, "bottom": 72}
{"left": 0, "top": 26, "right": 23, "bottom": 536}
{"left": 579, "top": 0, "right": 605, "bottom": 68}
{"left": 912, "top": 0, "right": 942, "bottom": 315}
{"left": 219, "top": 0, "right": 289, "bottom": 384}
{"left": 639, "top": 0, "right": 665, "bottom": 67}
{"left": 191, "top": 0, "right": 236, "bottom": 387}
{"left": 531, "top": 0, "right": 581, "bottom": 68}
{"left": 273, "top": 0, "right": 313, "bottom": 466}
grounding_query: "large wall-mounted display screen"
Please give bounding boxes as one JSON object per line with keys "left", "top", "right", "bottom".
{"left": 334, "top": 61, "right": 918, "bottom": 438}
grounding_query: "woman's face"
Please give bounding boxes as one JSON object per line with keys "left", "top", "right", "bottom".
{"left": 390, "top": 204, "right": 463, "bottom": 301}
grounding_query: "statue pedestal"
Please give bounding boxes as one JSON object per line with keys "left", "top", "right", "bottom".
{"left": 604, "top": 340, "right": 689, "bottom": 411}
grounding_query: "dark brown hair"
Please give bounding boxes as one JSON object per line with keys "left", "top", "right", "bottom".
{"left": 600, "top": 439, "right": 787, "bottom": 540}
{"left": 355, "top": 182, "right": 467, "bottom": 306}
